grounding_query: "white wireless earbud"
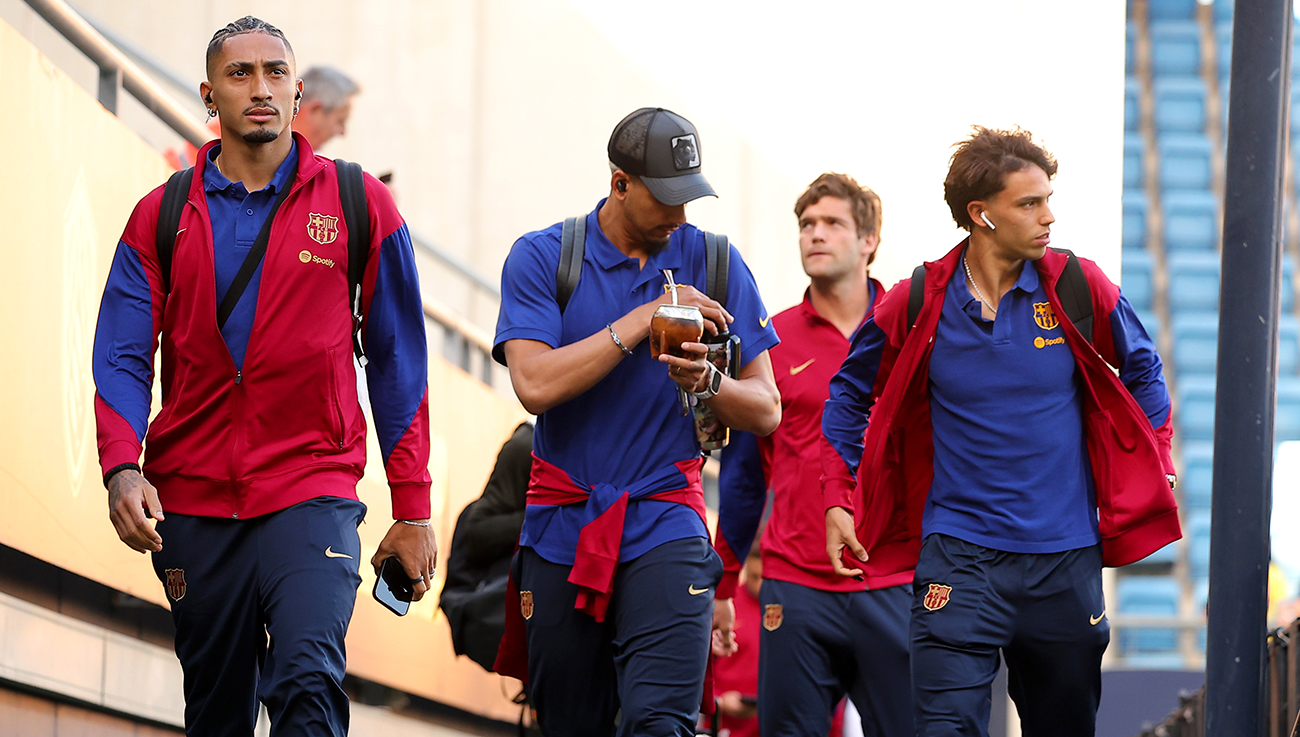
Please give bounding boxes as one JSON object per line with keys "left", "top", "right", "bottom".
{"left": 980, "top": 212, "right": 996, "bottom": 230}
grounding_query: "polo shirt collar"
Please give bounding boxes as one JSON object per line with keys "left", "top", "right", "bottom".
{"left": 585, "top": 199, "right": 684, "bottom": 274}
{"left": 203, "top": 140, "right": 298, "bottom": 195}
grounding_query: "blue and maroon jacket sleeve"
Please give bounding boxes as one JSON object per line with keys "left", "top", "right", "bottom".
{"left": 820, "top": 315, "right": 887, "bottom": 514}
{"left": 1084, "top": 258, "right": 1174, "bottom": 474}
{"left": 93, "top": 190, "right": 166, "bottom": 483}
{"left": 714, "top": 429, "right": 770, "bottom": 598}
{"left": 358, "top": 175, "right": 432, "bottom": 519}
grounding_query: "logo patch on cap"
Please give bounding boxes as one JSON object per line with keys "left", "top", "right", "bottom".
{"left": 671, "top": 134, "right": 699, "bottom": 171}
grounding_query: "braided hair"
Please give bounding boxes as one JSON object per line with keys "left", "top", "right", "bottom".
{"left": 206, "top": 16, "right": 294, "bottom": 74}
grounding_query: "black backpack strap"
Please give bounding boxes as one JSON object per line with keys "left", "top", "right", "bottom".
{"left": 215, "top": 172, "right": 295, "bottom": 330}
{"left": 906, "top": 263, "right": 927, "bottom": 334}
{"left": 1051, "top": 248, "right": 1094, "bottom": 345}
{"left": 156, "top": 167, "right": 193, "bottom": 295}
{"left": 556, "top": 216, "right": 585, "bottom": 313}
{"left": 704, "top": 231, "right": 730, "bottom": 307}
{"left": 336, "top": 159, "right": 371, "bottom": 365}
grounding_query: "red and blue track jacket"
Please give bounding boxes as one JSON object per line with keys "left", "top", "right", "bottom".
{"left": 820, "top": 243, "right": 1181, "bottom": 581}
{"left": 93, "top": 133, "right": 431, "bottom": 520}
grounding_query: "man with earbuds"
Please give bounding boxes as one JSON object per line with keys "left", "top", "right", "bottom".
{"left": 492, "top": 107, "right": 780, "bottom": 736}
{"left": 92, "top": 17, "right": 433, "bottom": 735}
{"left": 822, "top": 126, "right": 1180, "bottom": 735}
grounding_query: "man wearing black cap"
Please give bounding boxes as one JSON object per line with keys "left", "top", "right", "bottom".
{"left": 492, "top": 108, "right": 782, "bottom": 736}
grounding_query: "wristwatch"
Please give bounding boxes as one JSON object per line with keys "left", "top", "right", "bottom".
{"left": 692, "top": 363, "right": 724, "bottom": 401}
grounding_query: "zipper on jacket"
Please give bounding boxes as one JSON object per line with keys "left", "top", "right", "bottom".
{"left": 235, "top": 369, "right": 242, "bottom": 385}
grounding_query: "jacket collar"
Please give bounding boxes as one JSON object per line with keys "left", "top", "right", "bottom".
{"left": 192, "top": 131, "right": 325, "bottom": 196}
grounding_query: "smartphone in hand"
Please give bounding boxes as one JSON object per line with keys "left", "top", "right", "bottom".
{"left": 372, "top": 557, "right": 414, "bottom": 616}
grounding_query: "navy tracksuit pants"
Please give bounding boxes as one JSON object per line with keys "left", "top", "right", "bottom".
{"left": 151, "top": 497, "right": 366, "bottom": 737}
{"left": 910, "top": 534, "right": 1109, "bottom": 737}
{"left": 517, "top": 536, "right": 722, "bottom": 737}
{"left": 757, "top": 579, "right": 914, "bottom": 737}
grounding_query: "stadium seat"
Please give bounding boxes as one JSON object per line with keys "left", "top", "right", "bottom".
{"left": 1217, "top": 25, "right": 1232, "bottom": 84}
{"left": 1188, "top": 510, "right": 1212, "bottom": 579}
{"left": 1277, "top": 377, "right": 1300, "bottom": 441}
{"left": 1124, "top": 133, "right": 1145, "bottom": 189}
{"left": 1154, "top": 77, "right": 1208, "bottom": 133}
{"left": 1194, "top": 579, "right": 1208, "bottom": 652}
{"left": 1151, "top": 21, "right": 1203, "bottom": 77}
{"left": 1117, "top": 575, "right": 1180, "bottom": 656}
{"left": 1181, "top": 440, "right": 1214, "bottom": 511}
{"left": 1173, "top": 313, "right": 1219, "bottom": 375}
{"left": 1149, "top": 0, "right": 1198, "bottom": 21}
{"left": 1279, "top": 316, "right": 1299, "bottom": 376}
{"left": 1159, "top": 133, "right": 1213, "bottom": 190}
{"left": 1127, "top": 21, "right": 1138, "bottom": 76}
{"left": 1178, "top": 373, "right": 1217, "bottom": 441}
{"left": 1123, "top": 249, "right": 1154, "bottom": 310}
{"left": 1123, "top": 189, "right": 1149, "bottom": 251}
{"left": 1213, "top": 0, "right": 1233, "bottom": 24}
{"left": 1167, "top": 252, "right": 1220, "bottom": 312}
{"left": 1126, "top": 77, "right": 1141, "bottom": 133}
{"left": 1162, "top": 190, "right": 1219, "bottom": 253}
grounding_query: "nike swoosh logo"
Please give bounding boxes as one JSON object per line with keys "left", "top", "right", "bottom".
{"left": 1090, "top": 611, "right": 1106, "bottom": 625}
{"left": 688, "top": 585, "right": 709, "bottom": 595}
{"left": 790, "top": 358, "right": 816, "bottom": 376}
{"left": 324, "top": 547, "right": 353, "bottom": 559}
{"left": 759, "top": 315, "right": 770, "bottom": 328}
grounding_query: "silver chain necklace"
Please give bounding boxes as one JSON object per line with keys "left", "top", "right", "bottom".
{"left": 963, "top": 255, "right": 997, "bottom": 314}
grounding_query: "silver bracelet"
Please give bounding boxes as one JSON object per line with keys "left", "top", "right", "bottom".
{"left": 399, "top": 519, "right": 431, "bottom": 527}
{"left": 607, "top": 323, "right": 633, "bottom": 356}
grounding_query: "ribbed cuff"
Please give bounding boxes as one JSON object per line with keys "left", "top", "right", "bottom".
{"left": 822, "top": 476, "right": 855, "bottom": 514}
{"left": 390, "top": 481, "right": 432, "bottom": 520}
{"left": 103, "top": 462, "right": 141, "bottom": 489}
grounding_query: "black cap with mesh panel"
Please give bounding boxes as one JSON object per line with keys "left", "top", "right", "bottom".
{"left": 608, "top": 107, "right": 717, "bottom": 206}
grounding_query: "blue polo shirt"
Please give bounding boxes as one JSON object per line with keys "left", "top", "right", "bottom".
{"left": 494, "top": 200, "right": 779, "bottom": 565}
{"left": 925, "top": 258, "right": 1099, "bottom": 553}
{"left": 203, "top": 141, "right": 298, "bottom": 368}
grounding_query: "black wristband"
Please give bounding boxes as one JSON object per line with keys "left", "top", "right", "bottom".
{"left": 104, "top": 463, "right": 141, "bottom": 488}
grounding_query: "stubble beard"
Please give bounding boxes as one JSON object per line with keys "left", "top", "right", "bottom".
{"left": 243, "top": 128, "right": 280, "bottom": 144}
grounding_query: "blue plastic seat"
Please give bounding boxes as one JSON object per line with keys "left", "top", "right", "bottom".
{"left": 1126, "top": 77, "right": 1141, "bottom": 133}
{"left": 1154, "top": 77, "right": 1208, "bottom": 133}
{"left": 1123, "top": 189, "right": 1149, "bottom": 251}
{"left": 1181, "top": 440, "right": 1214, "bottom": 510}
{"left": 1159, "top": 133, "right": 1213, "bottom": 190}
{"left": 1117, "top": 575, "right": 1181, "bottom": 655}
{"left": 1178, "top": 373, "right": 1218, "bottom": 441}
{"left": 1188, "top": 510, "right": 1212, "bottom": 579}
{"left": 1124, "top": 133, "right": 1145, "bottom": 189}
{"left": 1162, "top": 189, "right": 1219, "bottom": 252}
{"left": 1213, "top": 0, "right": 1233, "bottom": 24}
{"left": 1128, "top": 21, "right": 1139, "bottom": 76}
{"left": 1194, "top": 579, "right": 1208, "bottom": 653}
{"left": 1122, "top": 249, "right": 1154, "bottom": 311}
{"left": 1149, "top": 0, "right": 1198, "bottom": 21}
{"left": 1151, "top": 21, "right": 1203, "bottom": 77}
{"left": 1279, "top": 317, "right": 1299, "bottom": 376}
{"left": 1162, "top": 190, "right": 1219, "bottom": 253}
{"left": 1167, "top": 252, "right": 1220, "bottom": 312}
{"left": 1277, "top": 377, "right": 1300, "bottom": 441}
{"left": 1173, "top": 313, "right": 1219, "bottom": 375}
{"left": 1217, "top": 25, "right": 1232, "bottom": 84}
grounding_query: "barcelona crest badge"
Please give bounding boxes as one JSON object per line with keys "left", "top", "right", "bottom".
{"left": 763, "top": 604, "right": 783, "bottom": 631}
{"left": 164, "top": 568, "right": 187, "bottom": 602}
{"left": 923, "top": 583, "right": 952, "bottom": 611}
{"left": 520, "top": 590, "right": 534, "bottom": 620}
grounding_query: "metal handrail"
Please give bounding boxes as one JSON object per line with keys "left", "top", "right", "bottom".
{"left": 23, "top": 0, "right": 208, "bottom": 146}
{"left": 411, "top": 230, "right": 501, "bottom": 299}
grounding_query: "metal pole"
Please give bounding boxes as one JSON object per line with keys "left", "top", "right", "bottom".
{"left": 1207, "top": 0, "right": 1290, "bottom": 733}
